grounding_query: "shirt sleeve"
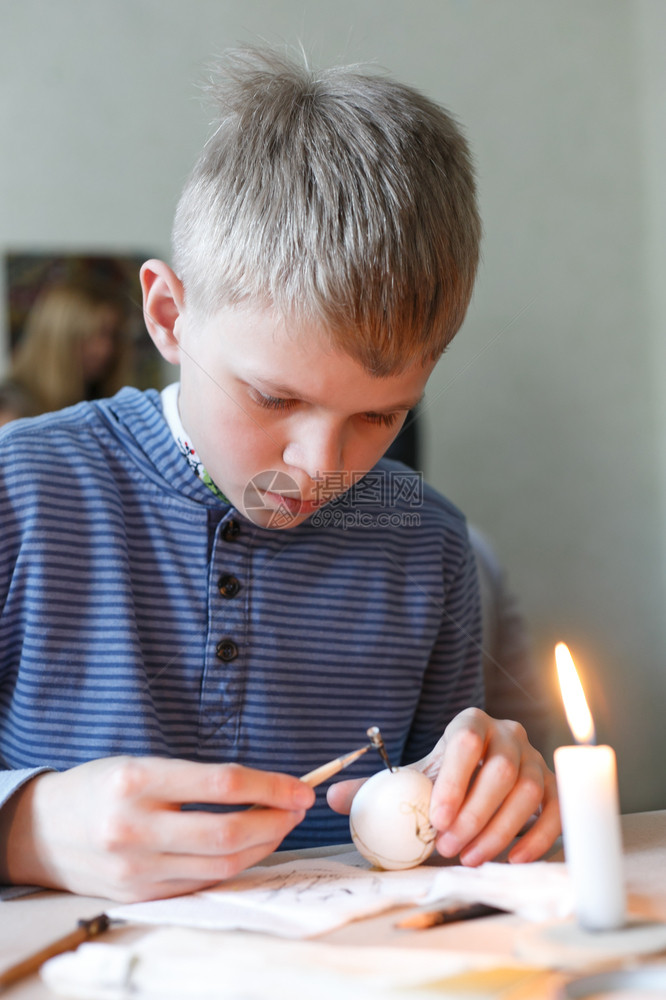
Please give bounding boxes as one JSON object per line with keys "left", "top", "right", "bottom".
{"left": 0, "top": 767, "right": 54, "bottom": 897}
{"left": 470, "top": 525, "right": 554, "bottom": 756}
{"left": 0, "top": 767, "right": 53, "bottom": 812}
{"left": 401, "top": 524, "right": 485, "bottom": 763}
{"left": 0, "top": 429, "right": 55, "bottom": 893}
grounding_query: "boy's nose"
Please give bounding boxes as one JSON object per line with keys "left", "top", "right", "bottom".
{"left": 282, "top": 423, "right": 344, "bottom": 482}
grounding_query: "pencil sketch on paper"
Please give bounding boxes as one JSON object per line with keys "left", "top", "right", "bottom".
{"left": 108, "top": 854, "right": 438, "bottom": 938}
{"left": 215, "top": 858, "right": 388, "bottom": 906}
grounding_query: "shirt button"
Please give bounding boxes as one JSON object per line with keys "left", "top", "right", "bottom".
{"left": 216, "top": 638, "right": 239, "bottom": 662}
{"left": 222, "top": 519, "right": 240, "bottom": 541}
{"left": 218, "top": 574, "right": 241, "bottom": 599}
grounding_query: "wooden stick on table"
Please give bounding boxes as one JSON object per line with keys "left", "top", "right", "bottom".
{"left": 0, "top": 913, "right": 111, "bottom": 991}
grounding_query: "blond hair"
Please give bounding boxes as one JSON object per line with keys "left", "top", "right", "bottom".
{"left": 10, "top": 281, "right": 132, "bottom": 413}
{"left": 172, "top": 47, "right": 481, "bottom": 375}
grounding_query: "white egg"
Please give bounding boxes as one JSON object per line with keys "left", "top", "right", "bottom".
{"left": 349, "top": 766, "right": 436, "bottom": 870}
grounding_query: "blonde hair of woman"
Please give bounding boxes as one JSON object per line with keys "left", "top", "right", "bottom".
{"left": 9, "top": 280, "right": 133, "bottom": 415}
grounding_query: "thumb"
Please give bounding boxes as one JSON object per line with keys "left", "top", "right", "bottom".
{"left": 326, "top": 777, "right": 368, "bottom": 815}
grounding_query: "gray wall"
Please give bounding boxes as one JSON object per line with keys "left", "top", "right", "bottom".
{"left": 2, "top": 0, "right": 665, "bottom": 811}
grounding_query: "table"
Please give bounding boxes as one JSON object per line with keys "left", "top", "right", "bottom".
{"left": 1, "top": 811, "right": 665, "bottom": 999}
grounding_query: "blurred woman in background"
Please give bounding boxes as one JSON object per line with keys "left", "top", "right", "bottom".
{"left": 0, "top": 279, "right": 133, "bottom": 425}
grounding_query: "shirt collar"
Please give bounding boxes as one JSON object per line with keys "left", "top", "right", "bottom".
{"left": 160, "top": 382, "right": 229, "bottom": 503}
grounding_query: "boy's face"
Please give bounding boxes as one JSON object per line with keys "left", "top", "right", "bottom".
{"left": 175, "top": 304, "right": 433, "bottom": 529}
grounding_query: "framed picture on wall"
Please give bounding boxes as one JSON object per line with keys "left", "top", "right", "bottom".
{"left": 4, "top": 251, "right": 164, "bottom": 391}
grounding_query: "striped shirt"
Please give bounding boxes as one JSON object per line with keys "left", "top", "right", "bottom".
{"left": 0, "top": 387, "right": 482, "bottom": 849}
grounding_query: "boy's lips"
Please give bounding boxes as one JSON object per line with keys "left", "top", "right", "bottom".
{"left": 262, "top": 490, "right": 326, "bottom": 515}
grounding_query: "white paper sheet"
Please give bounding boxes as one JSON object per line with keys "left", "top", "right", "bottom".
{"left": 109, "top": 853, "right": 574, "bottom": 939}
{"left": 109, "top": 856, "right": 437, "bottom": 937}
{"left": 425, "top": 862, "right": 574, "bottom": 922}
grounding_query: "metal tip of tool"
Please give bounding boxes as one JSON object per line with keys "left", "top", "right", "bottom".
{"left": 366, "top": 725, "right": 395, "bottom": 772}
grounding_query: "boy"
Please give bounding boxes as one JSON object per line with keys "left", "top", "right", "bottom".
{"left": 0, "top": 48, "right": 558, "bottom": 902}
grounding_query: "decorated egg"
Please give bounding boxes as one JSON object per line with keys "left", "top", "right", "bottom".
{"left": 349, "top": 766, "right": 436, "bottom": 870}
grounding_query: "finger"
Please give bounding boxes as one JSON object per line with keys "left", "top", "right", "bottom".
{"left": 161, "top": 832, "right": 302, "bottom": 882}
{"left": 427, "top": 715, "right": 496, "bottom": 831}
{"left": 508, "top": 776, "right": 561, "bottom": 864}
{"left": 435, "top": 724, "right": 525, "bottom": 853}
{"left": 136, "top": 831, "right": 305, "bottom": 899}
{"left": 102, "top": 826, "right": 307, "bottom": 903}
{"left": 132, "top": 802, "right": 308, "bottom": 858}
{"left": 326, "top": 777, "right": 367, "bottom": 815}
{"left": 106, "top": 757, "right": 314, "bottom": 811}
{"left": 451, "top": 757, "right": 547, "bottom": 865}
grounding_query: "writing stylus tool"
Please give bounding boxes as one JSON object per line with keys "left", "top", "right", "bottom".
{"left": 299, "top": 744, "right": 371, "bottom": 786}
{"left": 220, "top": 744, "right": 374, "bottom": 815}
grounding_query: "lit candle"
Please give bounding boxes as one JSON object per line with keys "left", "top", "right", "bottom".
{"left": 553, "top": 642, "right": 626, "bottom": 931}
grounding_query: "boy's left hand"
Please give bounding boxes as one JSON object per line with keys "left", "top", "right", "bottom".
{"left": 326, "top": 707, "right": 560, "bottom": 865}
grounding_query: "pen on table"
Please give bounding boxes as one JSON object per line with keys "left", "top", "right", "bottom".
{"left": 396, "top": 901, "right": 508, "bottom": 929}
{"left": 0, "top": 913, "right": 112, "bottom": 991}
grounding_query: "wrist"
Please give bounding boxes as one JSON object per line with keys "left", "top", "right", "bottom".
{"left": 0, "top": 772, "right": 60, "bottom": 889}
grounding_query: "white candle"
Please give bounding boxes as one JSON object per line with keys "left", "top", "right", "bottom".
{"left": 553, "top": 643, "right": 626, "bottom": 931}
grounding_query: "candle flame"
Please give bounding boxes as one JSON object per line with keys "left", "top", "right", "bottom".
{"left": 555, "top": 642, "right": 596, "bottom": 744}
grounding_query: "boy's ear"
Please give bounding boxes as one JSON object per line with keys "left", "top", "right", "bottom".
{"left": 140, "top": 260, "right": 185, "bottom": 365}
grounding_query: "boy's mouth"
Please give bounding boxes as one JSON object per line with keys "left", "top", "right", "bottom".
{"left": 262, "top": 490, "right": 325, "bottom": 515}
{"left": 243, "top": 471, "right": 336, "bottom": 525}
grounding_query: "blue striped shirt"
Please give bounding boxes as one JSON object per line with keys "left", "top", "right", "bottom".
{"left": 0, "top": 387, "right": 483, "bottom": 849}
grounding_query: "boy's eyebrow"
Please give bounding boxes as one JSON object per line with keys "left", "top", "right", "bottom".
{"left": 250, "top": 376, "right": 424, "bottom": 412}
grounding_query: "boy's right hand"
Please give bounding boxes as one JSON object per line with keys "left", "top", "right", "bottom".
{"left": 0, "top": 756, "right": 314, "bottom": 902}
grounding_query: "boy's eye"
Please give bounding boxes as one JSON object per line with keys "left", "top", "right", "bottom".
{"left": 364, "top": 411, "right": 400, "bottom": 429}
{"left": 250, "top": 390, "right": 298, "bottom": 412}
{"left": 249, "top": 389, "right": 400, "bottom": 428}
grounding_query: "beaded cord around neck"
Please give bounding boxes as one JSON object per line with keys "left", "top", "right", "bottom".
{"left": 160, "top": 383, "right": 229, "bottom": 503}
